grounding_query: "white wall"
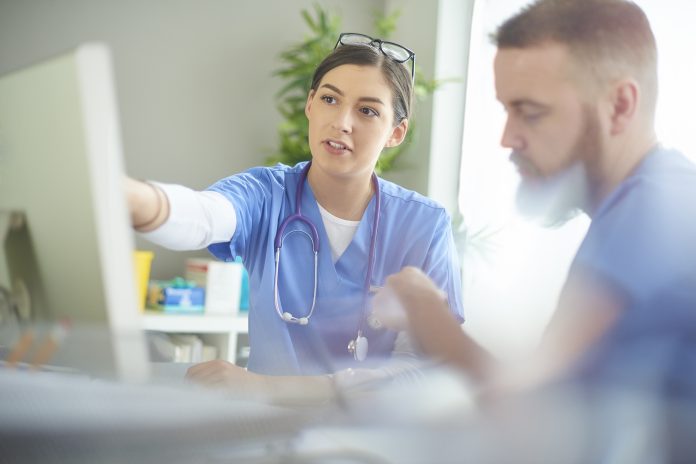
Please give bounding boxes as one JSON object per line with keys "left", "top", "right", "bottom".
{"left": 427, "top": 0, "right": 475, "bottom": 214}
{"left": 381, "top": 0, "right": 475, "bottom": 215}
{"left": 0, "top": 0, "right": 385, "bottom": 278}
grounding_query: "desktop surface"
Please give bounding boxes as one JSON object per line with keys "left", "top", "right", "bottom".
{"left": 3, "top": 363, "right": 694, "bottom": 463}
{"left": 0, "top": 368, "right": 321, "bottom": 464}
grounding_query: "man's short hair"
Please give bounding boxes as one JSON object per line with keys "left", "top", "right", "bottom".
{"left": 492, "top": 0, "right": 658, "bottom": 111}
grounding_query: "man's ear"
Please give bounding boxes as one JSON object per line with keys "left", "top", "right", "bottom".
{"left": 385, "top": 119, "right": 409, "bottom": 148}
{"left": 608, "top": 79, "right": 639, "bottom": 135}
{"left": 305, "top": 89, "right": 316, "bottom": 119}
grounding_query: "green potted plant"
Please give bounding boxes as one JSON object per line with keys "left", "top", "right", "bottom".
{"left": 268, "top": 4, "right": 439, "bottom": 174}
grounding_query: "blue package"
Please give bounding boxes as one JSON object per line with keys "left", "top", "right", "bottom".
{"left": 148, "top": 278, "right": 205, "bottom": 313}
{"left": 160, "top": 287, "right": 205, "bottom": 313}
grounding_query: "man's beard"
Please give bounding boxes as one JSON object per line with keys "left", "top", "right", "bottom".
{"left": 514, "top": 110, "right": 599, "bottom": 227}
{"left": 515, "top": 161, "right": 588, "bottom": 227}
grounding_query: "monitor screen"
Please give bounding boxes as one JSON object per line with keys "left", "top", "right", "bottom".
{"left": 0, "top": 43, "right": 150, "bottom": 382}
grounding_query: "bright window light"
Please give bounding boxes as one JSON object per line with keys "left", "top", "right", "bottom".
{"left": 457, "top": 0, "right": 694, "bottom": 360}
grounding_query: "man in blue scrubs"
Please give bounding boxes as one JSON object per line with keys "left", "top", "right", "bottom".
{"left": 377, "top": 0, "right": 696, "bottom": 398}
{"left": 370, "top": 2, "right": 696, "bottom": 459}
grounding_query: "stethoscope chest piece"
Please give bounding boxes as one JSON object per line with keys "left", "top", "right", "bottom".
{"left": 348, "top": 331, "right": 368, "bottom": 361}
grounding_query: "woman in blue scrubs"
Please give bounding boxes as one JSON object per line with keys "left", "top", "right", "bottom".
{"left": 128, "top": 33, "right": 464, "bottom": 400}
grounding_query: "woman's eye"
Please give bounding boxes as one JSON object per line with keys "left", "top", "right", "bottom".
{"left": 360, "top": 107, "right": 379, "bottom": 117}
{"left": 321, "top": 95, "right": 336, "bottom": 104}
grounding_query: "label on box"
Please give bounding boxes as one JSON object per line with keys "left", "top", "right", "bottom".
{"left": 185, "top": 259, "right": 243, "bottom": 315}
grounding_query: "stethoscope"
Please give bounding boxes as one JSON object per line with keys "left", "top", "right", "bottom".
{"left": 273, "top": 161, "right": 381, "bottom": 361}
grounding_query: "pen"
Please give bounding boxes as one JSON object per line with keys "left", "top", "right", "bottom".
{"left": 5, "top": 329, "right": 35, "bottom": 368}
{"left": 30, "top": 321, "right": 69, "bottom": 370}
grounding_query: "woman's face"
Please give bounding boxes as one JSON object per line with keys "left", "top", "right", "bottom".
{"left": 305, "top": 64, "right": 408, "bottom": 182}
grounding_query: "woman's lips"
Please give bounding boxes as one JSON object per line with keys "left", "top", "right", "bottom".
{"left": 323, "top": 139, "right": 352, "bottom": 155}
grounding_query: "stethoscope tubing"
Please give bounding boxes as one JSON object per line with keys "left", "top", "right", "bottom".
{"left": 357, "top": 171, "right": 381, "bottom": 339}
{"left": 272, "top": 162, "right": 380, "bottom": 341}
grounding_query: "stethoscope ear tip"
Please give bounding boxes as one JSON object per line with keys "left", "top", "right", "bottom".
{"left": 282, "top": 312, "right": 293, "bottom": 322}
{"left": 299, "top": 317, "right": 309, "bottom": 325}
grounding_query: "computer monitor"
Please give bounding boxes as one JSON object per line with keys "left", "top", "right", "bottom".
{"left": 0, "top": 43, "right": 150, "bottom": 382}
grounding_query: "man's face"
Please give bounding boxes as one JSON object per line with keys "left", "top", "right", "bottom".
{"left": 494, "top": 43, "right": 600, "bottom": 223}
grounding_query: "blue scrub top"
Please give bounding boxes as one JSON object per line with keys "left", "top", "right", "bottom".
{"left": 208, "top": 162, "right": 464, "bottom": 375}
{"left": 568, "top": 147, "right": 696, "bottom": 396}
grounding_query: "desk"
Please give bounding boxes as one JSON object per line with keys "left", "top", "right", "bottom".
{"left": 3, "top": 364, "right": 691, "bottom": 463}
{"left": 0, "top": 368, "right": 316, "bottom": 464}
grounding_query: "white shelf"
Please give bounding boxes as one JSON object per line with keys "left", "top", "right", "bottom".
{"left": 141, "top": 311, "right": 248, "bottom": 364}
{"left": 141, "top": 311, "right": 248, "bottom": 333}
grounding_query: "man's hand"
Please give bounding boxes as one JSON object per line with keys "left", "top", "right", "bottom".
{"left": 371, "top": 267, "right": 448, "bottom": 331}
{"left": 373, "top": 267, "right": 493, "bottom": 382}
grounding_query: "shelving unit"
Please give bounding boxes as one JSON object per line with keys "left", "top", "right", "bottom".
{"left": 141, "top": 311, "right": 248, "bottom": 364}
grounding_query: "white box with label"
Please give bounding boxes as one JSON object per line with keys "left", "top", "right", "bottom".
{"left": 186, "top": 259, "right": 243, "bottom": 315}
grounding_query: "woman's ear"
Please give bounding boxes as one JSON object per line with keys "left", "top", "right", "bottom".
{"left": 305, "top": 89, "right": 316, "bottom": 119}
{"left": 385, "top": 119, "right": 409, "bottom": 148}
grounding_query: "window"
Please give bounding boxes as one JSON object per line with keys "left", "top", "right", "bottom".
{"left": 640, "top": 0, "right": 696, "bottom": 162}
{"left": 456, "top": 0, "right": 695, "bottom": 360}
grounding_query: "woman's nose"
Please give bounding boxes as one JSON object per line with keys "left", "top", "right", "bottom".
{"left": 331, "top": 109, "right": 353, "bottom": 134}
